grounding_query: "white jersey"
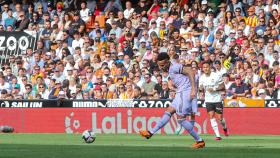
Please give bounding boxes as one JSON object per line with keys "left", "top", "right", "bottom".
{"left": 199, "top": 72, "right": 223, "bottom": 103}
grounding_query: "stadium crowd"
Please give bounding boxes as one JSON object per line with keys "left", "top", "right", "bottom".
{"left": 0, "top": 0, "right": 280, "bottom": 100}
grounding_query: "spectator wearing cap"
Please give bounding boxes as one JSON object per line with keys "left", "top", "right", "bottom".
{"left": 216, "top": 3, "right": 227, "bottom": 20}
{"left": 257, "top": 88, "right": 271, "bottom": 99}
{"left": 48, "top": 80, "right": 62, "bottom": 99}
{"left": 46, "top": 2, "right": 56, "bottom": 20}
{"left": 228, "top": 75, "right": 249, "bottom": 98}
{"left": 205, "top": 9, "right": 215, "bottom": 28}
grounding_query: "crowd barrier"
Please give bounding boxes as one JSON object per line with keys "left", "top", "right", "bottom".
{"left": 1, "top": 98, "right": 280, "bottom": 108}
{"left": 0, "top": 99, "right": 280, "bottom": 135}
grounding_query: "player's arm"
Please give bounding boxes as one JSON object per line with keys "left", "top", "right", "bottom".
{"left": 208, "top": 76, "right": 225, "bottom": 92}
{"left": 182, "top": 65, "right": 196, "bottom": 91}
{"left": 214, "top": 82, "right": 225, "bottom": 92}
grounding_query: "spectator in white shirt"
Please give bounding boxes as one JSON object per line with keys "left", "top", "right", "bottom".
{"left": 38, "top": 83, "right": 50, "bottom": 99}
{"left": 124, "top": 1, "right": 134, "bottom": 19}
{"left": 72, "top": 31, "right": 85, "bottom": 49}
{"left": 80, "top": 1, "right": 90, "bottom": 23}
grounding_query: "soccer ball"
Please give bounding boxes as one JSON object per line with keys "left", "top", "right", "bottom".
{"left": 82, "top": 130, "right": 96, "bottom": 143}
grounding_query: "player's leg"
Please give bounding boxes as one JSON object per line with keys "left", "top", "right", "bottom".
{"left": 175, "top": 98, "right": 197, "bottom": 135}
{"left": 190, "top": 98, "right": 198, "bottom": 126}
{"left": 207, "top": 103, "right": 221, "bottom": 140}
{"left": 139, "top": 106, "right": 176, "bottom": 139}
{"left": 190, "top": 113, "right": 195, "bottom": 126}
{"left": 177, "top": 114, "right": 205, "bottom": 148}
{"left": 175, "top": 123, "right": 182, "bottom": 135}
{"left": 177, "top": 91, "right": 205, "bottom": 148}
{"left": 215, "top": 102, "right": 229, "bottom": 136}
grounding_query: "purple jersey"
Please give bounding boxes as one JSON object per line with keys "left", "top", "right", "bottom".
{"left": 169, "top": 60, "right": 191, "bottom": 92}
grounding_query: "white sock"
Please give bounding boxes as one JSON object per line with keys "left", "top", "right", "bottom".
{"left": 210, "top": 118, "right": 220, "bottom": 137}
{"left": 219, "top": 118, "right": 227, "bottom": 130}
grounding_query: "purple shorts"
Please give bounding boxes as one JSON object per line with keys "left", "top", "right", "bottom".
{"left": 171, "top": 91, "right": 193, "bottom": 116}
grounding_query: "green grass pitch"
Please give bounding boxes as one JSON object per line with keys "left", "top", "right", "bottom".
{"left": 0, "top": 134, "right": 280, "bottom": 158}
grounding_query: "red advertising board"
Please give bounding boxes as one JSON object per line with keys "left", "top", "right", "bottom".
{"left": 0, "top": 108, "right": 280, "bottom": 135}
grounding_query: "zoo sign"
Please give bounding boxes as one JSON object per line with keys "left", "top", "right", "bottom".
{"left": 0, "top": 31, "right": 38, "bottom": 65}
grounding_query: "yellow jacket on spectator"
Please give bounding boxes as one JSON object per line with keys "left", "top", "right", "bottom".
{"left": 31, "top": 73, "right": 44, "bottom": 85}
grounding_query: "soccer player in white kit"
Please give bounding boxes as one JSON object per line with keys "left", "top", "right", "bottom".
{"left": 199, "top": 61, "right": 229, "bottom": 140}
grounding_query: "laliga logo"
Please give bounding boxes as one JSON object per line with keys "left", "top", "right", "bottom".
{"left": 65, "top": 112, "right": 80, "bottom": 134}
{"left": 0, "top": 101, "right": 9, "bottom": 107}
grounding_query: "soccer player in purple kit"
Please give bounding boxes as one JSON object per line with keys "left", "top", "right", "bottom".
{"left": 139, "top": 53, "right": 205, "bottom": 149}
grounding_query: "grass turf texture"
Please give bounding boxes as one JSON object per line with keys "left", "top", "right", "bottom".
{"left": 0, "top": 134, "right": 280, "bottom": 158}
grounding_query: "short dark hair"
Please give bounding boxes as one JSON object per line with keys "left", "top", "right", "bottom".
{"left": 157, "top": 53, "right": 170, "bottom": 61}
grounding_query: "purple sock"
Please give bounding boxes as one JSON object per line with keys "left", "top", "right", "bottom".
{"left": 150, "top": 112, "right": 171, "bottom": 134}
{"left": 178, "top": 119, "right": 201, "bottom": 141}
{"left": 190, "top": 120, "right": 195, "bottom": 126}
